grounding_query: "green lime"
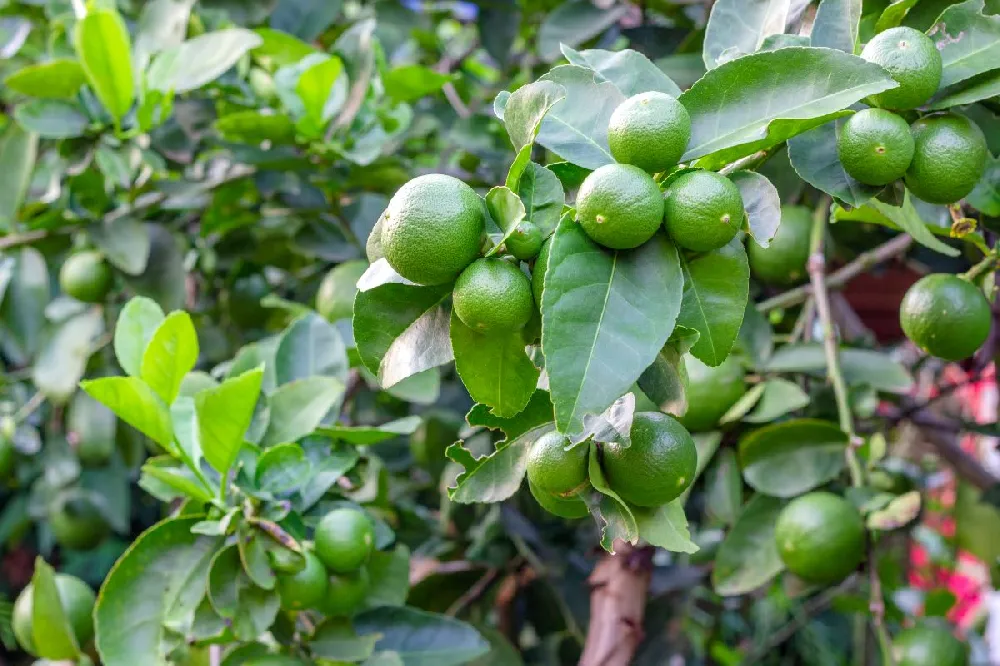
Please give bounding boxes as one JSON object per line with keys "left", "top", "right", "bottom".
{"left": 525, "top": 431, "right": 589, "bottom": 497}
{"left": 905, "top": 113, "right": 988, "bottom": 204}
{"left": 575, "top": 163, "right": 664, "bottom": 250}
{"left": 774, "top": 491, "right": 865, "bottom": 584}
{"left": 267, "top": 546, "right": 307, "bottom": 575}
{"left": 382, "top": 174, "right": 486, "bottom": 285}
{"left": 50, "top": 493, "right": 110, "bottom": 551}
{"left": 893, "top": 623, "right": 968, "bottom": 666}
{"left": 608, "top": 91, "right": 691, "bottom": 174}
{"left": 663, "top": 171, "right": 744, "bottom": 252}
{"left": 677, "top": 354, "right": 746, "bottom": 432}
{"left": 600, "top": 412, "right": 698, "bottom": 507}
{"left": 528, "top": 481, "right": 590, "bottom": 519}
{"left": 453, "top": 258, "right": 534, "bottom": 332}
{"left": 248, "top": 68, "right": 277, "bottom": 101}
{"left": 68, "top": 391, "right": 115, "bottom": 467}
{"left": 0, "top": 431, "right": 14, "bottom": 480}
{"left": 314, "top": 508, "right": 375, "bottom": 574}
{"left": 837, "top": 108, "right": 915, "bottom": 186}
{"left": 323, "top": 567, "right": 370, "bottom": 617}
{"left": 59, "top": 251, "right": 113, "bottom": 303}
{"left": 747, "top": 206, "right": 814, "bottom": 286}
{"left": 532, "top": 237, "right": 552, "bottom": 307}
{"left": 13, "top": 574, "right": 96, "bottom": 656}
{"left": 276, "top": 551, "right": 329, "bottom": 611}
{"left": 900, "top": 273, "right": 990, "bottom": 361}
{"left": 861, "top": 26, "right": 942, "bottom": 110}
{"left": 505, "top": 221, "right": 543, "bottom": 260}
{"left": 316, "top": 259, "right": 368, "bottom": 322}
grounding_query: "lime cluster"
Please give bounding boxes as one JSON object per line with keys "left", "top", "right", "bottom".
{"left": 13, "top": 573, "right": 96, "bottom": 657}
{"left": 274, "top": 507, "right": 376, "bottom": 617}
{"left": 526, "top": 412, "right": 698, "bottom": 519}
{"left": 835, "top": 28, "right": 987, "bottom": 203}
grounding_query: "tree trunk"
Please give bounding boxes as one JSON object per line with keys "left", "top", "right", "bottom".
{"left": 578, "top": 543, "right": 654, "bottom": 666}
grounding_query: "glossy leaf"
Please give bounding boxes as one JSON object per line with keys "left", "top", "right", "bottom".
{"left": 74, "top": 8, "right": 134, "bottom": 122}
{"left": 763, "top": 344, "right": 914, "bottom": 393}
{"left": 634, "top": 500, "right": 699, "bottom": 553}
{"left": 542, "top": 222, "right": 683, "bottom": 436}
{"left": 384, "top": 65, "right": 453, "bottom": 102}
{"left": 261, "top": 376, "right": 344, "bottom": 446}
{"left": 677, "top": 240, "right": 750, "bottom": 367}
{"left": 705, "top": 449, "right": 743, "bottom": 525}
{"left": 33, "top": 308, "right": 104, "bottom": 402}
{"left": 483, "top": 186, "right": 527, "bottom": 254}
{"left": 704, "top": 0, "right": 791, "bottom": 69}
{"left": 140, "top": 456, "right": 214, "bottom": 504}
{"left": 465, "top": 391, "right": 555, "bottom": 441}
{"left": 81, "top": 377, "right": 175, "bottom": 451}
{"left": 114, "top": 297, "right": 166, "bottom": 379}
{"left": 317, "top": 416, "right": 421, "bottom": 445}
{"left": 928, "top": 0, "right": 1000, "bottom": 90}
{"left": 95, "top": 517, "right": 222, "bottom": 666}
{"left": 0, "top": 248, "right": 48, "bottom": 359}
{"left": 148, "top": 29, "right": 263, "bottom": 93}
{"left": 712, "top": 494, "right": 785, "bottom": 596}
{"left": 743, "top": 378, "right": 810, "bottom": 423}
{"left": 13, "top": 100, "right": 89, "bottom": 138}
{"left": 499, "top": 80, "right": 566, "bottom": 151}
{"left": 295, "top": 56, "right": 347, "bottom": 135}
{"left": 0, "top": 122, "right": 37, "bottom": 231}
{"left": 216, "top": 110, "right": 296, "bottom": 144}
{"left": 731, "top": 171, "right": 782, "bottom": 248}
{"left": 92, "top": 217, "right": 152, "bottom": 276}
{"left": 739, "top": 419, "right": 848, "bottom": 497}
{"left": 680, "top": 47, "right": 897, "bottom": 167}
{"left": 354, "top": 607, "right": 488, "bottom": 666}
{"left": 787, "top": 117, "right": 881, "bottom": 207}
{"left": 274, "top": 312, "right": 349, "bottom": 385}
{"left": 256, "top": 443, "right": 309, "bottom": 494}
{"left": 252, "top": 27, "right": 318, "bottom": 66}
{"left": 196, "top": 367, "right": 264, "bottom": 475}
{"left": 4, "top": 59, "right": 86, "bottom": 99}
{"left": 312, "top": 618, "right": 379, "bottom": 662}
{"left": 561, "top": 45, "right": 682, "bottom": 97}
{"left": 30, "top": 558, "right": 80, "bottom": 659}
{"left": 447, "top": 425, "right": 552, "bottom": 503}
{"left": 513, "top": 163, "right": 564, "bottom": 237}
{"left": 811, "top": 0, "right": 861, "bottom": 53}
{"left": 140, "top": 311, "right": 199, "bottom": 405}
{"left": 868, "top": 195, "right": 960, "bottom": 257}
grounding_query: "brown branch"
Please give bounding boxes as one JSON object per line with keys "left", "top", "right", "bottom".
{"left": 893, "top": 407, "right": 1000, "bottom": 492}
{"left": 578, "top": 543, "right": 654, "bottom": 666}
{"left": 758, "top": 233, "right": 914, "bottom": 312}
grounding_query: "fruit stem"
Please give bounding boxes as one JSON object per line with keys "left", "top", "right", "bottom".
{"left": 961, "top": 249, "right": 999, "bottom": 283}
{"left": 806, "top": 198, "right": 863, "bottom": 487}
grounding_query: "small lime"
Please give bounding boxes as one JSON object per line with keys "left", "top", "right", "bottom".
{"left": 900, "top": 273, "right": 991, "bottom": 361}
{"left": 276, "top": 550, "right": 329, "bottom": 611}
{"left": 774, "top": 492, "right": 866, "bottom": 584}
{"left": 323, "top": 567, "right": 371, "bottom": 617}
{"left": 893, "top": 623, "right": 968, "bottom": 666}
{"left": 453, "top": 258, "right": 534, "bottom": 332}
{"left": 905, "top": 113, "right": 988, "bottom": 204}
{"left": 838, "top": 108, "right": 915, "bottom": 186}
{"left": 576, "top": 163, "right": 664, "bottom": 250}
{"left": 506, "top": 221, "right": 544, "bottom": 260}
{"left": 60, "top": 251, "right": 113, "bottom": 303}
{"left": 525, "top": 431, "right": 589, "bottom": 497}
{"left": 608, "top": 92, "right": 691, "bottom": 174}
{"left": 663, "top": 171, "right": 744, "bottom": 252}
{"left": 861, "top": 26, "right": 942, "bottom": 110}
{"left": 747, "top": 206, "right": 814, "bottom": 285}
{"left": 314, "top": 508, "right": 375, "bottom": 574}
{"left": 677, "top": 354, "right": 747, "bottom": 432}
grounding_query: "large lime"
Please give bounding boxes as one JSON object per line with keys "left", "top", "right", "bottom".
{"left": 13, "top": 574, "right": 95, "bottom": 656}
{"left": 525, "top": 431, "right": 589, "bottom": 497}
{"left": 837, "top": 108, "right": 915, "bottom": 186}
{"left": 601, "top": 412, "right": 698, "bottom": 507}
{"left": 575, "top": 163, "right": 664, "bottom": 250}
{"left": 905, "top": 113, "right": 988, "bottom": 204}
{"left": 774, "top": 492, "right": 865, "bottom": 584}
{"left": 381, "top": 174, "right": 485, "bottom": 285}
{"left": 663, "top": 171, "right": 744, "bottom": 252}
{"left": 747, "top": 206, "right": 813, "bottom": 286}
{"left": 677, "top": 354, "right": 747, "bottom": 432}
{"left": 453, "top": 258, "right": 534, "bottom": 332}
{"left": 900, "top": 273, "right": 990, "bottom": 361}
{"left": 314, "top": 508, "right": 375, "bottom": 574}
{"left": 608, "top": 92, "right": 691, "bottom": 174}
{"left": 861, "top": 26, "right": 942, "bottom": 110}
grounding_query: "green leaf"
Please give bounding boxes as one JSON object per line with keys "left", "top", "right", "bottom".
{"left": 4, "top": 59, "right": 87, "bottom": 99}
{"left": 704, "top": 448, "right": 743, "bottom": 525}
{"left": 561, "top": 46, "right": 682, "bottom": 97}
{"left": 634, "top": 500, "right": 699, "bottom": 553}
{"left": 638, "top": 342, "right": 687, "bottom": 414}
{"left": 148, "top": 28, "right": 263, "bottom": 93}
{"left": 483, "top": 186, "right": 527, "bottom": 256}
{"left": 731, "top": 171, "right": 781, "bottom": 248}
{"left": 354, "top": 607, "right": 488, "bottom": 666}
{"left": 0, "top": 122, "right": 37, "bottom": 231}
{"left": 140, "top": 456, "right": 215, "bottom": 503}
{"left": 256, "top": 443, "right": 309, "bottom": 494}
{"left": 787, "top": 117, "right": 881, "bottom": 207}
{"left": 252, "top": 27, "right": 318, "bottom": 66}
{"left": 74, "top": 8, "right": 134, "bottom": 123}
{"left": 451, "top": 312, "right": 539, "bottom": 419}
{"left": 720, "top": 383, "right": 767, "bottom": 424}
{"left": 13, "top": 100, "right": 89, "bottom": 138}
{"left": 542, "top": 221, "right": 683, "bottom": 436}
{"left": 33, "top": 308, "right": 104, "bottom": 402}
{"left": 536, "top": 0, "right": 627, "bottom": 62}
{"left": 743, "top": 378, "right": 810, "bottom": 423}
{"left": 126, "top": 224, "right": 188, "bottom": 312}
{"left": 929, "top": 68, "right": 1000, "bottom": 109}
{"left": 384, "top": 65, "right": 452, "bottom": 103}
{"left": 141, "top": 311, "right": 200, "bottom": 405}
{"left": 0, "top": 248, "right": 48, "bottom": 359}
{"left": 587, "top": 440, "right": 638, "bottom": 551}
{"left": 535, "top": 65, "right": 625, "bottom": 169}
{"left": 216, "top": 110, "right": 296, "bottom": 144}
{"left": 317, "top": 416, "right": 421, "bottom": 445}
{"left": 762, "top": 343, "right": 914, "bottom": 392}
{"left": 295, "top": 55, "right": 347, "bottom": 136}
{"left": 364, "top": 544, "right": 411, "bottom": 609}
{"left": 465, "top": 390, "right": 554, "bottom": 440}
{"left": 677, "top": 240, "right": 749, "bottom": 367}
{"left": 312, "top": 618, "right": 379, "bottom": 662}
{"left": 868, "top": 194, "right": 960, "bottom": 257}
{"left": 955, "top": 482, "right": 1000, "bottom": 565}
{"left": 353, "top": 260, "right": 454, "bottom": 388}
{"left": 680, "top": 47, "right": 897, "bottom": 168}
{"left": 738, "top": 419, "right": 848, "bottom": 497}
{"left": 29, "top": 558, "right": 80, "bottom": 659}
{"left": 95, "top": 517, "right": 222, "bottom": 666}
{"left": 703, "top": 0, "right": 791, "bottom": 69}
{"left": 928, "top": 0, "right": 1000, "bottom": 90}
{"left": 712, "top": 494, "right": 785, "bottom": 596}
{"left": 133, "top": 0, "right": 196, "bottom": 67}
{"left": 81, "top": 377, "right": 175, "bottom": 451}
{"left": 867, "top": 490, "right": 921, "bottom": 530}
{"left": 447, "top": 424, "right": 552, "bottom": 503}
{"left": 513, "top": 163, "right": 565, "bottom": 238}
{"left": 261, "top": 376, "right": 345, "bottom": 446}
{"left": 196, "top": 367, "right": 264, "bottom": 475}
{"left": 275, "top": 312, "right": 348, "bottom": 385}
{"left": 811, "top": 0, "right": 862, "bottom": 53}
{"left": 92, "top": 217, "right": 152, "bottom": 276}
{"left": 874, "top": 0, "right": 919, "bottom": 33}
{"left": 114, "top": 297, "right": 166, "bottom": 378}
{"left": 969, "top": 153, "right": 1000, "bottom": 216}
{"left": 270, "top": 0, "right": 343, "bottom": 42}
{"left": 499, "top": 80, "right": 566, "bottom": 151}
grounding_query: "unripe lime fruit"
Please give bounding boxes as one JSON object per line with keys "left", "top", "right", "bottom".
{"left": 677, "top": 354, "right": 746, "bottom": 432}
{"left": 323, "top": 568, "right": 371, "bottom": 617}
{"left": 276, "top": 550, "right": 329, "bottom": 611}
{"left": 861, "top": 26, "right": 942, "bottom": 110}
{"left": 608, "top": 91, "right": 691, "bottom": 174}
{"left": 905, "top": 113, "right": 988, "bottom": 204}
{"left": 576, "top": 163, "right": 664, "bottom": 250}
{"left": 774, "top": 492, "right": 865, "bottom": 584}
{"left": 13, "top": 574, "right": 95, "bottom": 656}
{"left": 900, "top": 273, "right": 990, "bottom": 361}
{"left": 50, "top": 493, "right": 110, "bottom": 551}
{"left": 892, "top": 623, "right": 968, "bottom": 666}
{"left": 837, "top": 108, "right": 915, "bottom": 186}
{"left": 601, "top": 412, "right": 698, "bottom": 507}
{"left": 314, "top": 508, "right": 375, "bottom": 574}
{"left": 525, "top": 431, "right": 589, "bottom": 498}
{"left": 529, "top": 481, "right": 590, "bottom": 519}
{"left": 663, "top": 171, "right": 744, "bottom": 252}
{"left": 60, "top": 251, "right": 113, "bottom": 303}
{"left": 453, "top": 258, "right": 533, "bottom": 332}
{"left": 747, "top": 206, "right": 814, "bottom": 286}
{"left": 505, "top": 221, "right": 543, "bottom": 260}
{"left": 381, "top": 174, "right": 486, "bottom": 285}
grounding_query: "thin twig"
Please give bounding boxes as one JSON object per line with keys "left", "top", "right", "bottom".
{"left": 446, "top": 567, "right": 499, "bottom": 617}
{"left": 869, "top": 540, "right": 894, "bottom": 666}
{"left": 758, "top": 234, "right": 914, "bottom": 312}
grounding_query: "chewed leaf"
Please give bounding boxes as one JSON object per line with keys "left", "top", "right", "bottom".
{"left": 634, "top": 500, "right": 699, "bottom": 553}
{"left": 587, "top": 442, "right": 638, "bottom": 552}
{"left": 466, "top": 391, "right": 554, "bottom": 440}
{"left": 573, "top": 392, "right": 635, "bottom": 447}
{"left": 447, "top": 424, "right": 553, "bottom": 503}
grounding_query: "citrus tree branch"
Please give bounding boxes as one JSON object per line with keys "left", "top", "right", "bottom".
{"left": 758, "top": 233, "right": 914, "bottom": 312}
